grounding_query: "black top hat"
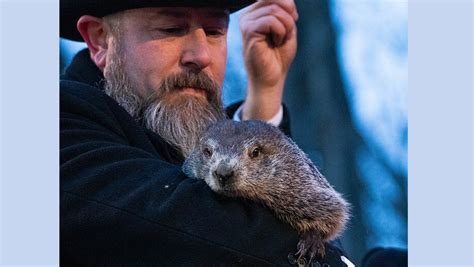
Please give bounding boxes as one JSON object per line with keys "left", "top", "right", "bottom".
{"left": 61, "top": 0, "right": 256, "bottom": 41}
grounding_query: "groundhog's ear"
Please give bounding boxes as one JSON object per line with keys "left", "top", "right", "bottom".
{"left": 182, "top": 151, "right": 200, "bottom": 179}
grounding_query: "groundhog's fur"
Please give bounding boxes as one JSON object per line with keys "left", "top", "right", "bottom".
{"left": 182, "top": 120, "right": 350, "bottom": 263}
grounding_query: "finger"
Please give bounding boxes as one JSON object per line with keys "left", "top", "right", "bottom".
{"left": 243, "top": 3, "right": 296, "bottom": 32}
{"left": 241, "top": 4, "right": 296, "bottom": 43}
{"left": 246, "top": 0, "right": 297, "bottom": 19}
{"left": 243, "top": 15, "right": 287, "bottom": 46}
{"left": 245, "top": 0, "right": 298, "bottom": 21}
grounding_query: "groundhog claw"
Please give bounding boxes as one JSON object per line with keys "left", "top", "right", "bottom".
{"left": 295, "top": 231, "right": 325, "bottom": 266}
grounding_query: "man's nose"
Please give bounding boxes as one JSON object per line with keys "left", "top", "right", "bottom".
{"left": 180, "top": 28, "right": 212, "bottom": 73}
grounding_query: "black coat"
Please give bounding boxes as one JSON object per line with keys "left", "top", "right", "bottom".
{"left": 60, "top": 49, "right": 348, "bottom": 266}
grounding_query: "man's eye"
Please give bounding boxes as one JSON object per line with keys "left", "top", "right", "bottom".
{"left": 160, "top": 28, "right": 186, "bottom": 35}
{"left": 205, "top": 28, "right": 225, "bottom": 37}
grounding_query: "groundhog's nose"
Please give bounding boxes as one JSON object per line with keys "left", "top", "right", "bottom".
{"left": 214, "top": 164, "right": 234, "bottom": 184}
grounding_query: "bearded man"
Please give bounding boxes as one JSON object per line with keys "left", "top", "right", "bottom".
{"left": 60, "top": 0, "right": 349, "bottom": 265}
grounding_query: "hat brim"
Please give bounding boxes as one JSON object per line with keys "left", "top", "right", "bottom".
{"left": 61, "top": 0, "right": 255, "bottom": 41}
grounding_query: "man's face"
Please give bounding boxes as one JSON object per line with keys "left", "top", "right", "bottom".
{"left": 102, "top": 7, "right": 230, "bottom": 157}
{"left": 105, "top": 7, "right": 229, "bottom": 99}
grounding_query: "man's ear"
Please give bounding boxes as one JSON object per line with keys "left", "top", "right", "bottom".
{"left": 77, "top": 15, "right": 109, "bottom": 70}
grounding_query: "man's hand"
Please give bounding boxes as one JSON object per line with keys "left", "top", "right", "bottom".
{"left": 240, "top": 0, "right": 298, "bottom": 121}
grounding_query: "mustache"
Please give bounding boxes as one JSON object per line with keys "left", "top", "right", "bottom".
{"left": 152, "top": 72, "right": 221, "bottom": 102}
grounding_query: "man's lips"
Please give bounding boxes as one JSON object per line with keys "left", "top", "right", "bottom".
{"left": 178, "top": 87, "right": 207, "bottom": 97}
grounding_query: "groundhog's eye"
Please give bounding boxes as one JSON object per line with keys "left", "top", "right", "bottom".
{"left": 203, "top": 147, "right": 213, "bottom": 158}
{"left": 249, "top": 147, "right": 261, "bottom": 159}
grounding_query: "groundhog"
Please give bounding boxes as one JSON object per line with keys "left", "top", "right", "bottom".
{"left": 182, "top": 120, "right": 350, "bottom": 263}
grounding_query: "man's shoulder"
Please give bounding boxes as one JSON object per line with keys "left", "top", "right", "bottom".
{"left": 60, "top": 78, "right": 132, "bottom": 135}
{"left": 60, "top": 79, "right": 123, "bottom": 119}
{"left": 60, "top": 79, "right": 108, "bottom": 105}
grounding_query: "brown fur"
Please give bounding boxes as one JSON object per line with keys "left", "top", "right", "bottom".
{"left": 183, "top": 120, "right": 350, "bottom": 263}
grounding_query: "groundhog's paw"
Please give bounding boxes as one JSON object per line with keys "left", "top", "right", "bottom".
{"left": 295, "top": 231, "right": 325, "bottom": 265}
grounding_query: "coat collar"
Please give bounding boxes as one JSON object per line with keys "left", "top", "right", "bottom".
{"left": 61, "top": 48, "right": 186, "bottom": 164}
{"left": 62, "top": 48, "right": 105, "bottom": 89}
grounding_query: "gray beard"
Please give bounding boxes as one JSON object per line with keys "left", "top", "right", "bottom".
{"left": 103, "top": 50, "right": 225, "bottom": 158}
{"left": 143, "top": 94, "right": 225, "bottom": 157}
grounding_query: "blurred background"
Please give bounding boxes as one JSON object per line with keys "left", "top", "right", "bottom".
{"left": 60, "top": 0, "right": 407, "bottom": 264}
